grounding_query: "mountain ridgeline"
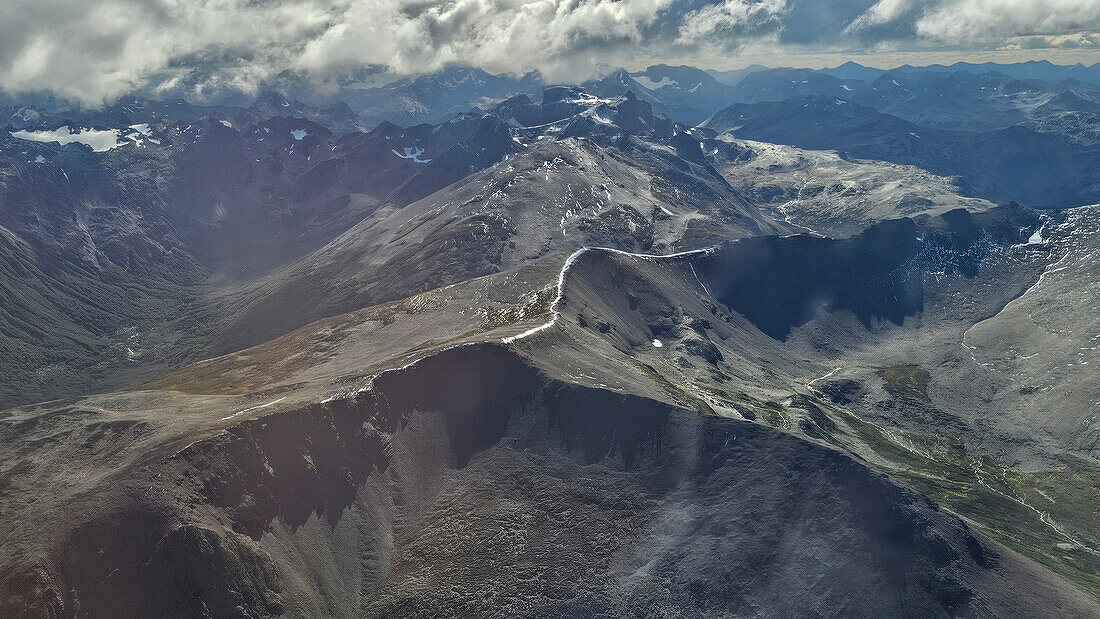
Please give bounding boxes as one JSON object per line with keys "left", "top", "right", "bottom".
{"left": 3, "top": 59, "right": 1100, "bottom": 618}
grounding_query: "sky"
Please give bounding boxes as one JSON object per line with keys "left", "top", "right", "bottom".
{"left": 1, "top": 0, "right": 1098, "bottom": 105}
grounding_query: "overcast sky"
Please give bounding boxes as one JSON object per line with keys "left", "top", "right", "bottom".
{"left": 2, "top": 0, "right": 1098, "bottom": 104}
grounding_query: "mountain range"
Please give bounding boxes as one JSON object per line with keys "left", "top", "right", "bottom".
{"left": 3, "top": 59, "right": 1100, "bottom": 617}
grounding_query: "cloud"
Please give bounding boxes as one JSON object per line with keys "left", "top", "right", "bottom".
{"left": 675, "top": 0, "right": 788, "bottom": 46}
{"left": 1004, "top": 32, "right": 1100, "bottom": 49}
{"left": 0, "top": 0, "right": 336, "bottom": 104}
{"left": 916, "top": 0, "right": 1100, "bottom": 41}
{"left": 849, "top": 0, "right": 913, "bottom": 29}
{"left": 0, "top": 0, "right": 1096, "bottom": 106}
{"left": 295, "top": 0, "right": 677, "bottom": 83}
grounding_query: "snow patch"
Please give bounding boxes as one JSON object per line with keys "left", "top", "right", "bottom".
{"left": 652, "top": 339, "right": 663, "bottom": 348}
{"left": 10, "top": 126, "right": 122, "bottom": 152}
{"left": 633, "top": 75, "right": 677, "bottom": 90}
{"left": 290, "top": 129, "right": 307, "bottom": 141}
{"left": 220, "top": 396, "right": 287, "bottom": 421}
{"left": 392, "top": 146, "right": 431, "bottom": 163}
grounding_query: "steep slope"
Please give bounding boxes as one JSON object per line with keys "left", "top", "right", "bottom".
{"left": 204, "top": 91, "right": 785, "bottom": 354}
{"left": 702, "top": 96, "right": 1100, "bottom": 207}
{"left": 0, "top": 130, "right": 214, "bottom": 405}
{"left": 22, "top": 71, "right": 1096, "bottom": 407}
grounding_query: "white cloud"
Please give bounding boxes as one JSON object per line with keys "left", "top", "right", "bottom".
{"left": 846, "top": 0, "right": 915, "bottom": 33}
{"left": 294, "top": 0, "right": 677, "bottom": 83}
{"left": 917, "top": 0, "right": 1100, "bottom": 41}
{"left": 676, "top": 0, "right": 788, "bottom": 45}
{"left": 0, "top": 0, "right": 685, "bottom": 104}
{"left": 0, "top": 0, "right": 1096, "bottom": 106}
{"left": 0, "top": 0, "right": 337, "bottom": 104}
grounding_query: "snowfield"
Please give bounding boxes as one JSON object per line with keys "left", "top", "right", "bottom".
{"left": 392, "top": 146, "right": 431, "bottom": 163}
{"left": 10, "top": 126, "right": 122, "bottom": 152}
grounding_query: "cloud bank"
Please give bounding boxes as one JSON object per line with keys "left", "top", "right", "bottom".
{"left": 1, "top": 0, "right": 1097, "bottom": 105}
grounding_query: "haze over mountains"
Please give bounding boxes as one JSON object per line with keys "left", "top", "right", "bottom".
{"left": 3, "top": 57, "right": 1100, "bottom": 617}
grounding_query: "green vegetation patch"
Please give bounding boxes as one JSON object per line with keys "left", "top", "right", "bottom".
{"left": 477, "top": 286, "right": 557, "bottom": 333}
{"left": 876, "top": 364, "right": 932, "bottom": 402}
{"left": 632, "top": 360, "right": 714, "bottom": 415}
